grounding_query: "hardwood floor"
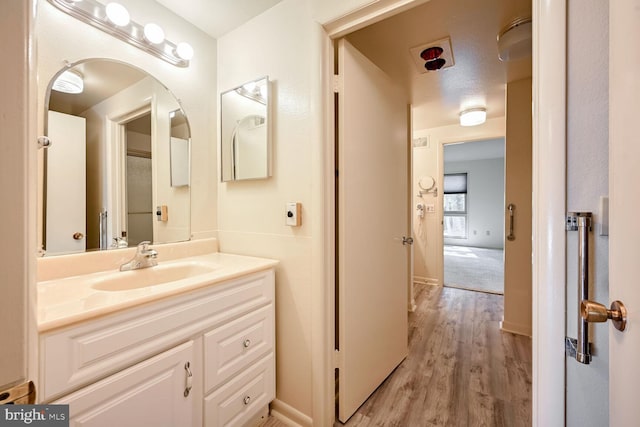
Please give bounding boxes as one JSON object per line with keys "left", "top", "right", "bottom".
{"left": 263, "top": 284, "right": 532, "bottom": 427}
{"left": 340, "top": 285, "right": 531, "bottom": 427}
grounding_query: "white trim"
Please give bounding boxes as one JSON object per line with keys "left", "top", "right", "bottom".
{"left": 311, "top": 23, "right": 335, "bottom": 427}
{"left": 500, "top": 320, "right": 532, "bottom": 338}
{"left": 323, "top": 0, "right": 430, "bottom": 38}
{"left": 270, "top": 398, "right": 313, "bottom": 427}
{"left": 532, "top": 0, "right": 566, "bottom": 426}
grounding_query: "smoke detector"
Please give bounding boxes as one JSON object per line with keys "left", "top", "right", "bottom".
{"left": 410, "top": 37, "right": 455, "bottom": 74}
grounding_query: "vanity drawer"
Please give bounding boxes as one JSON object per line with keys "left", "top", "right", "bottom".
{"left": 204, "top": 355, "right": 275, "bottom": 427}
{"left": 41, "top": 270, "right": 274, "bottom": 401}
{"left": 204, "top": 304, "right": 274, "bottom": 393}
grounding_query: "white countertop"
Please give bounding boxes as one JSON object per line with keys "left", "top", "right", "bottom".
{"left": 38, "top": 252, "right": 278, "bottom": 333}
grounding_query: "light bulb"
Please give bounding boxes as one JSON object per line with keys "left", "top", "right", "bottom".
{"left": 144, "top": 23, "right": 165, "bottom": 44}
{"left": 105, "top": 2, "right": 130, "bottom": 27}
{"left": 52, "top": 70, "right": 84, "bottom": 94}
{"left": 459, "top": 108, "right": 487, "bottom": 127}
{"left": 175, "top": 42, "right": 194, "bottom": 61}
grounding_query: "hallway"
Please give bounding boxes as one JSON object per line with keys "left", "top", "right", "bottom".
{"left": 339, "top": 284, "right": 531, "bottom": 426}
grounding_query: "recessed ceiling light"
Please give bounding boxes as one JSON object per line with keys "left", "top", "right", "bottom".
{"left": 459, "top": 108, "right": 487, "bottom": 126}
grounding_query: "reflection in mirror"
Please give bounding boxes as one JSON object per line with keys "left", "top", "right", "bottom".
{"left": 44, "top": 59, "right": 191, "bottom": 255}
{"left": 220, "top": 77, "right": 270, "bottom": 181}
{"left": 170, "top": 110, "right": 190, "bottom": 187}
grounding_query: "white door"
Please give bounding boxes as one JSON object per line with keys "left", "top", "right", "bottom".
{"left": 609, "top": 0, "right": 640, "bottom": 423}
{"left": 46, "top": 111, "right": 86, "bottom": 254}
{"left": 337, "top": 38, "right": 409, "bottom": 422}
{"left": 54, "top": 341, "right": 194, "bottom": 426}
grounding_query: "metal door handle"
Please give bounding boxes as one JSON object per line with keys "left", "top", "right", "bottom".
{"left": 581, "top": 300, "right": 627, "bottom": 331}
{"left": 73, "top": 232, "right": 84, "bottom": 240}
{"left": 507, "top": 204, "right": 515, "bottom": 241}
{"left": 402, "top": 236, "right": 414, "bottom": 245}
{"left": 183, "top": 362, "right": 193, "bottom": 397}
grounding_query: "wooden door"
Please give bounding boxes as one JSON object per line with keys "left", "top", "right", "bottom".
{"left": 609, "top": 0, "right": 640, "bottom": 423}
{"left": 336, "top": 38, "right": 409, "bottom": 422}
{"left": 46, "top": 111, "right": 86, "bottom": 254}
{"left": 502, "top": 78, "right": 533, "bottom": 336}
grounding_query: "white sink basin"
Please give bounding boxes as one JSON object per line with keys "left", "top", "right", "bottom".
{"left": 91, "top": 261, "right": 218, "bottom": 292}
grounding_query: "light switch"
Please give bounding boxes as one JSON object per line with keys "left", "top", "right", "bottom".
{"left": 156, "top": 205, "right": 168, "bottom": 222}
{"left": 286, "top": 202, "right": 301, "bottom": 226}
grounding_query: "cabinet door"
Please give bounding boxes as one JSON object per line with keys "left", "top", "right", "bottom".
{"left": 54, "top": 341, "right": 195, "bottom": 427}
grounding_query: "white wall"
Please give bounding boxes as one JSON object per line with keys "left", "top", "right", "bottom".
{"left": 565, "top": 0, "right": 609, "bottom": 425}
{"left": 216, "top": 1, "right": 325, "bottom": 424}
{"left": 36, "top": 0, "right": 217, "bottom": 244}
{"left": 412, "top": 118, "right": 505, "bottom": 284}
{"left": 443, "top": 158, "right": 505, "bottom": 249}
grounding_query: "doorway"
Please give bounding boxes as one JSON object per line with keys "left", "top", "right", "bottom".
{"left": 442, "top": 138, "right": 505, "bottom": 295}
{"left": 123, "top": 113, "right": 153, "bottom": 246}
{"left": 332, "top": 0, "right": 532, "bottom": 423}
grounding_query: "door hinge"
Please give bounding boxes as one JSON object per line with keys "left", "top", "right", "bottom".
{"left": 332, "top": 75, "right": 342, "bottom": 93}
{"left": 333, "top": 349, "right": 341, "bottom": 369}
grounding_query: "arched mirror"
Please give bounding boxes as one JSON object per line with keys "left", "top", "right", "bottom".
{"left": 43, "top": 59, "right": 191, "bottom": 255}
{"left": 220, "top": 76, "right": 271, "bottom": 181}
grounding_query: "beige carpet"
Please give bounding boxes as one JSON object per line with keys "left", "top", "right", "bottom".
{"left": 444, "top": 245, "right": 504, "bottom": 294}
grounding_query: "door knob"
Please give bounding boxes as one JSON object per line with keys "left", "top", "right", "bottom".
{"left": 580, "top": 300, "right": 627, "bottom": 331}
{"left": 73, "top": 232, "right": 84, "bottom": 240}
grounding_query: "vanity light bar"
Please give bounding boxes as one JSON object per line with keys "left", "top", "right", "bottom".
{"left": 47, "top": 0, "right": 192, "bottom": 68}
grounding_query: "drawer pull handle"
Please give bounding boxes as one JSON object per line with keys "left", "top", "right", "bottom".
{"left": 184, "top": 362, "right": 193, "bottom": 397}
{"left": 243, "top": 395, "right": 251, "bottom": 405}
{"left": 243, "top": 339, "right": 251, "bottom": 348}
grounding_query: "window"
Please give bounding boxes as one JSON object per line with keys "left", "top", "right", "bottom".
{"left": 443, "top": 173, "right": 467, "bottom": 238}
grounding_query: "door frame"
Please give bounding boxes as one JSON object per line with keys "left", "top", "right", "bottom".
{"left": 319, "top": 0, "right": 567, "bottom": 425}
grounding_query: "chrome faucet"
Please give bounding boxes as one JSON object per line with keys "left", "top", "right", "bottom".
{"left": 120, "top": 241, "right": 158, "bottom": 271}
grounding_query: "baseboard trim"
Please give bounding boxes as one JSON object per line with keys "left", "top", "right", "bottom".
{"left": 270, "top": 399, "right": 313, "bottom": 427}
{"left": 413, "top": 275, "right": 438, "bottom": 286}
{"left": 500, "top": 319, "right": 532, "bottom": 337}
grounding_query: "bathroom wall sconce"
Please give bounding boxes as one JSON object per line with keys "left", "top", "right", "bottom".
{"left": 47, "top": 0, "right": 194, "bottom": 67}
{"left": 459, "top": 107, "right": 487, "bottom": 126}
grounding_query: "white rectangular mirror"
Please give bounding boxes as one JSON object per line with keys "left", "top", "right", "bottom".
{"left": 220, "top": 76, "right": 271, "bottom": 182}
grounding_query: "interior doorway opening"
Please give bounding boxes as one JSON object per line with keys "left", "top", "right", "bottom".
{"left": 442, "top": 138, "right": 506, "bottom": 295}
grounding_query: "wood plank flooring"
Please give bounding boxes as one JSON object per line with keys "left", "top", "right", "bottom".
{"left": 262, "top": 284, "right": 532, "bottom": 427}
{"left": 340, "top": 285, "right": 531, "bottom": 427}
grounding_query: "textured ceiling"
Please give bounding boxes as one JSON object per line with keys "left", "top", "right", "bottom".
{"left": 347, "top": 0, "right": 532, "bottom": 130}
{"left": 154, "top": 0, "right": 283, "bottom": 38}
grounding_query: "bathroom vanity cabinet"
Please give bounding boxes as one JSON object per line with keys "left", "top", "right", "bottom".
{"left": 39, "top": 268, "right": 275, "bottom": 426}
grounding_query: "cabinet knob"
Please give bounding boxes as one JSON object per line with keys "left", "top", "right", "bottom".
{"left": 243, "top": 339, "right": 251, "bottom": 348}
{"left": 243, "top": 395, "right": 251, "bottom": 405}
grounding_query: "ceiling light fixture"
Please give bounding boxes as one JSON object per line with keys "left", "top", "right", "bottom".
{"left": 47, "top": 0, "right": 193, "bottom": 67}
{"left": 497, "top": 17, "right": 532, "bottom": 62}
{"left": 459, "top": 108, "right": 487, "bottom": 126}
{"left": 52, "top": 70, "right": 84, "bottom": 94}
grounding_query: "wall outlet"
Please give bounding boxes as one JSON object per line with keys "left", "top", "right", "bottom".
{"left": 286, "top": 202, "right": 301, "bottom": 226}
